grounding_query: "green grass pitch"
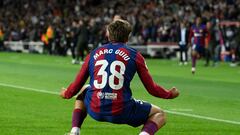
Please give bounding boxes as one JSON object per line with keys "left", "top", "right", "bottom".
{"left": 0, "top": 52, "right": 240, "bottom": 135}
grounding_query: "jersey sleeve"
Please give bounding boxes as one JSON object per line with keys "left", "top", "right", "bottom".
{"left": 64, "top": 54, "right": 90, "bottom": 99}
{"left": 135, "top": 52, "right": 173, "bottom": 99}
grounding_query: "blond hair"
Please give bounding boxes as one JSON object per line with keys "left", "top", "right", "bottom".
{"left": 107, "top": 19, "right": 132, "bottom": 42}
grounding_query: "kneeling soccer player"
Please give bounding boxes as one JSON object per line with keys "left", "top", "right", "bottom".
{"left": 60, "top": 19, "right": 179, "bottom": 135}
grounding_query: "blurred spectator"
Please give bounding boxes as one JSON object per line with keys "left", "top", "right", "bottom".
{"left": 222, "top": 24, "right": 238, "bottom": 66}
{"left": 75, "top": 19, "right": 89, "bottom": 64}
{"left": 0, "top": 0, "right": 239, "bottom": 43}
{"left": 0, "top": 24, "right": 4, "bottom": 51}
{"left": 64, "top": 24, "right": 76, "bottom": 59}
{"left": 235, "top": 23, "right": 240, "bottom": 62}
{"left": 205, "top": 21, "right": 214, "bottom": 66}
{"left": 0, "top": 0, "right": 239, "bottom": 62}
{"left": 177, "top": 21, "right": 189, "bottom": 65}
{"left": 46, "top": 25, "right": 54, "bottom": 54}
{"left": 88, "top": 18, "right": 101, "bottom": 49}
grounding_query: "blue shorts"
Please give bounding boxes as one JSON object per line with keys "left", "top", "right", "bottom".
{"left": 192, "top": 44, "right": 205, "bottom": 54}
{"left": 84, "top": 96, "right": 152, "bottom": 127}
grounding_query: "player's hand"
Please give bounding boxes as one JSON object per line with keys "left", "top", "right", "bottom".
{"left": 60, "top": 87, "right": 67, "bottom": 99}
{"left": 169, "top": 87, "right": 179, "bottom": 99}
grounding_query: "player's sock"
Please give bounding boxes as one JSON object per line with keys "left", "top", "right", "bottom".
{"left": 191, "top": 56, "right": 196, "bottom": 74}
{"left": 141, "top": 120, "right": 158, "bottom": 135}
{"left": 72, "top": 108, "right": 87, "bottom": 129}
{"left": 192, "top": 56, "right": 196, "bottom": 68}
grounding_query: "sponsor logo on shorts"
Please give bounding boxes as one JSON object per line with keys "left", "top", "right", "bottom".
{"left": 97, "top": 92, "right": 117, "bottom": 100}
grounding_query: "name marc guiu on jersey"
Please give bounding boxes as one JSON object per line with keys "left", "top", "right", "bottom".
{"left": 93, "top": 49, "right": 130, "bottom": 61}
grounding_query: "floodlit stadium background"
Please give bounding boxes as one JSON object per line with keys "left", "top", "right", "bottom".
{"left": 0, "top": 0, "right": 240, "bottom": 135}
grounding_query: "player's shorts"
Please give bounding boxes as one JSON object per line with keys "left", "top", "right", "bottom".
{"left": 192, "top": 44, "right": 205, "bottom": 54}
{"left": 82, "top": 86, "right": 152, "bottom": 127}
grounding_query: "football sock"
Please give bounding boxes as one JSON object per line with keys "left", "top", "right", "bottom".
{"left": 141, "top": 120, "right": 158, "bottom": 135}
{"left": 192, "top": 55, "right": 196, "bottom": 68}
{"left": 72, "top": 109, "right": 87, "bottom": 128}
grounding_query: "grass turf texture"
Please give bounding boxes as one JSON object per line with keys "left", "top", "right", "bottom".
{"left": 0, "top": 52, "right": 239, "bottom": 135}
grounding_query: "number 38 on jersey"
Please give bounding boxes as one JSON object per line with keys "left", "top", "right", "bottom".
{"left": 94, "top": 60, "right": 126, "bottom": 90}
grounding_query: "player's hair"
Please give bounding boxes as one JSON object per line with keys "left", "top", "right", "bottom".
{"left": 107, "top": 19, "right": 132, "bottom": 42}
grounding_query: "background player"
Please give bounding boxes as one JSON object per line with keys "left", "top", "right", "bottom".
{"left": 188, "top": 17, "right": 208, "bottom": 74}
{"left": 60, "top": 19, "right": 179, "bottom": 135}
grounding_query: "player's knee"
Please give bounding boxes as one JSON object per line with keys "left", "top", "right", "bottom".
{"left": 156, "top": 107, "right": 164, "bottom": 114}
{"left": 74, "top": 99, "right": 86, "bottom": 110}
{"left": 150, "top": 105, "right": 163, "bottom": 115}
{"left": 149, "top": 110, "right": 166, "bottom": 128}
{"left": 158, "top": 110, "right": 167, "bottom": 125}
{"left": 156, "top": 107, "right": 166, "bottom": 122}
{"left": 74, "top": 85, "right": 89, "bottom": 110}
{"left": 155, "top": 110, "right": 166, "bottom": 126}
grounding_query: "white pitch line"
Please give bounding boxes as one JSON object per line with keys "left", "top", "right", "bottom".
{"left": 0, "top": 82, "right": 240, "bottom": 125}
{"left": 168, "top": 108, "right": 193, "bottom": 112}
{"left": 0, "top": 82, "right": 58, "bottom": 95}
{"left": 165, "top": 110, "right": 240, "bottom": 125}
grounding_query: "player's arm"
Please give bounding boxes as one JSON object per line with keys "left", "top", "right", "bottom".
{"left": 60, "top": 54, "right": 90, "bottom": 99}
{"left": 136, "top": 52, "right": 179, "bottom": 99}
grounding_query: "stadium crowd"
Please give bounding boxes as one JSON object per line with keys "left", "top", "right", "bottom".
{"left": 0, "top": 0, "right": 240, "bottom": 64}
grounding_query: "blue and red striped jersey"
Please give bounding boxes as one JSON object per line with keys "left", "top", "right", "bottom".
{"left": 189, "top": 24, "right": 207, "bottom": 46}
{"left": 64, "top": 42, "right": 173, "bottom": 115}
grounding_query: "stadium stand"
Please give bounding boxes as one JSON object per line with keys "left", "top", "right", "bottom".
{"left": 0, "top": 0, "right": 239, "bottom": 59}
